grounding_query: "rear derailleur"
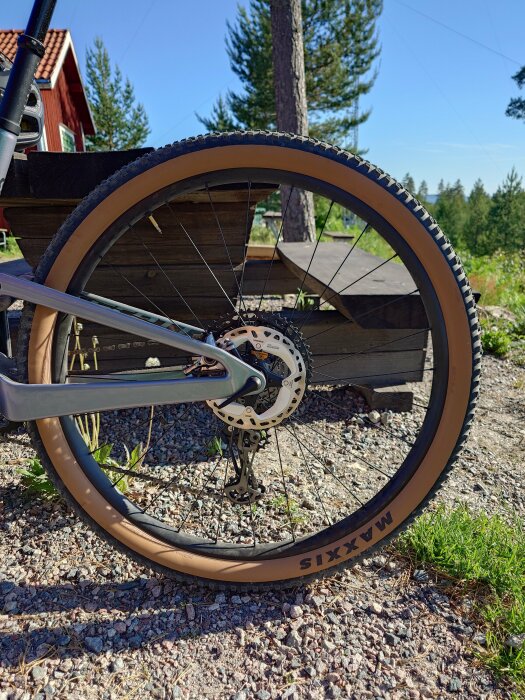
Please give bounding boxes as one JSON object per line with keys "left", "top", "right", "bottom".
{"left": 224, "top": 429, "right": 269, "bottom": 506}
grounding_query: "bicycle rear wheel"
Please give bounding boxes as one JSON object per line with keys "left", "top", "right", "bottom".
{"left": 19, "top": 132, "right": 481, "bottom": 587}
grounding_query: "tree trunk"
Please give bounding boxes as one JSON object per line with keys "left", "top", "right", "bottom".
{"left": 270, "top": 0, "right": 316, "bottom": 242}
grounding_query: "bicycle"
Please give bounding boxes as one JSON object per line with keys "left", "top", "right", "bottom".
{"left": 0, "top": 0, "right": 481, "bottom": 587}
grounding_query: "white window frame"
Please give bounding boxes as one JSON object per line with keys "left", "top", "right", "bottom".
{"left": 59, "top": 123, "right": 76, "bottom": 153}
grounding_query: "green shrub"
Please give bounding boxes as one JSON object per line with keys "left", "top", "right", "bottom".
{"left": 482, "top": 327, "right": 512, "bottom": 357}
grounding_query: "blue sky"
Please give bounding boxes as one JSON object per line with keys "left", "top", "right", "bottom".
{"left": 4, "top": 0, "right": 525, "bottom": 194}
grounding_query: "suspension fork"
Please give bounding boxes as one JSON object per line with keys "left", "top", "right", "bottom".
{"left": 0, "top": 0, "right": 57, "bottom": 193}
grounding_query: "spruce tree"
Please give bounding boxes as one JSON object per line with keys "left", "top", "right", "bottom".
{"left": 85, "top": 38, "right": 150, "bottom": 151}
{"left": 417, "top": 180, "right": 429, "bottom": 202}
{"left": 198, "top": 0, "right": 382, "bottom": 147}
{"left": 464, "top": 179, "right": 491, "bottom": 254}
{"left": 402, "top": 173, "right": 416, "bottom": 193}
{"left": 434, "top": 180, "right": 468, "bottom": 248}
{"left": 489, "top": 168, "right": 525, "bottom": 252}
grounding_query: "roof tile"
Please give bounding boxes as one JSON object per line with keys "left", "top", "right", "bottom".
{"left": 0, "top": 29, "right": 68, "bottom": 81}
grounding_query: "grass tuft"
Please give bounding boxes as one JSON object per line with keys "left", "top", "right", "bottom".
{"left": 398, "top": 505, "right": 525, "bottom": 695}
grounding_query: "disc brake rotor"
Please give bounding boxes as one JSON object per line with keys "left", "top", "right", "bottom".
{"left": 207, "top": 319, "right": 309, "bottom": 429}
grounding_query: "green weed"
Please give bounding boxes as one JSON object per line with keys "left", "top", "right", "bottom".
{"left": 17, "top": 458, "right": 58, "bottom": 498}
{"left": 398, "top": 505, "right": 525, "bottom": 695}
{"left": 0, "top": 234, "right": 22, "bottom": 260}
{"left": 295, "top": 288, "right": 316, "bottom": 311}
{"left": 207, "top": 436, "right": 225, "bottom": 458}
{"left": 92, "top": 442, "right": 145, "bottom": 494}
{"left": 268, "top": 493, "right": 306, "bottom": 525}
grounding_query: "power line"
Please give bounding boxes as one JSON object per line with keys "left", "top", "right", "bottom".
{"left": 392, "top": 0, "right": 521, "bottom": 66}
{"left": 119, "top": 0, "right": 158, "bottom": 64}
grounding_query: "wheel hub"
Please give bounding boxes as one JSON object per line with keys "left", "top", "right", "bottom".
{"left": 206, "top": 314, "right": 311, "bottom": 430}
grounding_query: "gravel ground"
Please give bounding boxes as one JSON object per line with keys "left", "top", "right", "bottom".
{"left": 1, "top": 353, "right": 524, "bottom": 700}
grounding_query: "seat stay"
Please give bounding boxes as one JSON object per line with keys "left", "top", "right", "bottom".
{"left": 0, "top": 273, "right": 265, "bottom": 421}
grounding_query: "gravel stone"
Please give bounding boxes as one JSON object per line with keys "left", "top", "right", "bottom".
{"left": 448, "top": 677, "right": 462, "bottom": 692}
{"left": 0, "top": 353, "right": 520, "bottom": 699}
{"left": 84, "top": 636, "right": 104, "bottom": 653}
{"left": 505, "top": 633, "right": 525, "bottom": 649}
{"left": 289, "top": 604, "right": 303, "bottom": 619}
{"left": 31, "top": 666, "right": 46, "bottom": 682}
{"left": 285, "top": 630, "right": 302, "bottom": 649}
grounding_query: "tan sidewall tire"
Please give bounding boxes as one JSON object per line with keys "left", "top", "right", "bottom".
{"left": 27, "top": 144, "right": 473, "bottom": 584}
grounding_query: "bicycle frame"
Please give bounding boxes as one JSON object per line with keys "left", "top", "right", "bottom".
{"left": 0, "top": 0, "right": 266, "bottom": 422}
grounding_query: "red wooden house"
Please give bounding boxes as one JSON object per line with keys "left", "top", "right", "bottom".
{"left": 0, "top": 29, "right": 95, "bottom": 233}
{"left": 0, "top": 29, "right": 95, "bottom": 153}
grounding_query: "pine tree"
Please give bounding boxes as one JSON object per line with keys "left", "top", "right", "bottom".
{"left": 198, "top": 0, "right": 382, "bottom": 147}
{"left": 85, "top": 38, "right": 150, "bottom": 151}
{"left": 464, "top": 179, "right": 491, "bottom": 254}
{"left": 270, "top": 0, "right": 315, "bottom": 241}
{"left": 489, "top": 168, "right": 525, "bottom": 251}
{"left": 506, "top": 66, "right": 525, "bottom": 124}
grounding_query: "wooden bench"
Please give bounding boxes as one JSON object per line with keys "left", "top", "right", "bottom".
{"left": 0, "top": 151, "right": 432, "bottom": 410}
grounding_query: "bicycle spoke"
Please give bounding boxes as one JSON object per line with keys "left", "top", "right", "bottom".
{"left": 314, "top": 366, "right": 435, "bottom": 384}
{"left": 274, "top": 428, "right": 296, "bottom": 541}
{"left": 305, "top": 289, "right": 420, "bottom": 341}
{"left": 291, "top": 414, "right": 394, "bottom": 478}
{"left": 282, "top": 423, "right": 365, "bottom": 507}
{"left": 308, "top": 388, "right": 416, "bottom": 448}
{"left": 131, "top": 228, "right": 204, "bottom": 332}
{"left": 206, "top": 183, "right": 247, "bottom": 314}
{"left": 175, "top": 218, "right": 244, "bottom": 322}
{"left": 110, "top": 264, "right": 200, "bottom": 332}
{"left": 314, "top": 327, "right": 431, "bottom": 371}
{"left": 297, "top": 222, "right": 370, "bottom": 330}
{"left": 290, "top": 199, "right": 334, "bottom": 318}
{"left": 256, "top": 185, "right": 295, "bottom": 311}
{"left": 318, "top": 253, "right": 399, "bottom": 311}
{"left": 176, "top": 456, "right": 223, "bottom": 533}
{"left": 237, "top": 181, "right": 252, "bottom": 312}
{"left": 288, "top": 423, "right": 332, "bottom": 526}
{"left": 214, "top": 456, "right": 231, "bottom": 543}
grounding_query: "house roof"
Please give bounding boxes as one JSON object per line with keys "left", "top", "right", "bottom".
{"left": 0, "top": 29, "right": 95, "bottom": 134}
{"left": 0, "top": 29, "right": 68, "bottom": 82}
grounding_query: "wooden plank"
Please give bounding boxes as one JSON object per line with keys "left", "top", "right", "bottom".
{"left": 246, "top": 244, "right": 280, "bottom": 260}
{"left": 278, "top": 242, "right": 427, "bottom": 328}
{"left": 311, "top": 349, "right": 426, "bottom": 386}
{"left": 0, "top": 148, "right": 277, "bottom": 204}
{"left": 357, "top": 385, "right": 413, "bottom": 412}
{"left": 281, "top": 310, "right": 428, "bottom": 353}
{"left": 240, "top": 260, "right": 299, "bottom": 295}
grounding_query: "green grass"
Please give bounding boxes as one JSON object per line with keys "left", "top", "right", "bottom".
{"left": 398, "top": 505, "right": 525, "bottom": 696}
{"left": 249, "top": 224, "right": 277, "bottom": 245}
{"left": 0, "top": 235, "right": 22, "bottom": 260}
